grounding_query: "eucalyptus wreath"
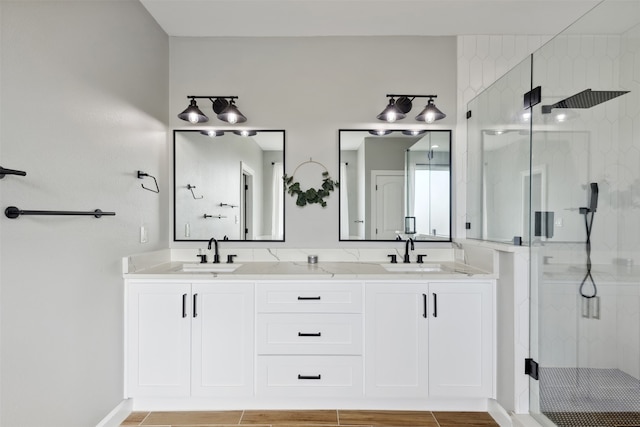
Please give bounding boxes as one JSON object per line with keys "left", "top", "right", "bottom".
{"left": 283, "top": 171, "right": 339, "bottom": 207}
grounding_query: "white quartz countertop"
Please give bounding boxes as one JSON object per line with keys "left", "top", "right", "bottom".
{"left": 123, "top": 260, "right": 495, "bottom": 280}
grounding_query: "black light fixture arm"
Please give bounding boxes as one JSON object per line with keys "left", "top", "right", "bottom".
{"left": 386, "top": 94, "right": 437, "bottom": 99}
{"left": 0, "top": 166, "right": 27, "bottom": 179}
{"left": 187, "top": 95, "right": 238, "bottom": 101}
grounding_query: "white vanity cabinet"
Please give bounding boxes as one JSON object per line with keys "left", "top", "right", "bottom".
{"left": 125, "top": 280, "right": 254, "bottom": 399}
{"left": 427, "top": 281, "right": 494, "bottom": 398}
{"left": 364, "top": 283, "right": 429, "bottom": 398}
{"left": 255, "top": 282, "right": 364, "bottom": 397}
{"left": 364, "top": 281, "right": 494, "bottom": 399}
{"left": 124, "top": 272, "right": 495, "bottom": 409}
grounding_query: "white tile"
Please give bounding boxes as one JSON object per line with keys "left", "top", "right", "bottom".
{"left": 476, "top": 35, "right": 490, "bottom": 59}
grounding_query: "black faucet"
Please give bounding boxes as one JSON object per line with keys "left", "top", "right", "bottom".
{"left": 207, "top": 237, "right": 220, "bottom": 264}
{"left": 403, "top": 238, "right": 414, "bottom": 263}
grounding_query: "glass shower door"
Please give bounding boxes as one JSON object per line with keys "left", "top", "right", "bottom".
{"left": 529, "top": 2, "right": 640, "bottom": 425}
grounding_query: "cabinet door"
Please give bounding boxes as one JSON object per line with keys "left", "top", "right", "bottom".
{"left": 126, "top": 282, "right": 191, "bottom": 397}
{"left": 191, "top": 282, "right": 254, "bottom": 397}
{"left": 428, "top": 282, "right": 494, "bottom": 398}
{"left": 364, "top": 283, "right": 429, "bottom": 398}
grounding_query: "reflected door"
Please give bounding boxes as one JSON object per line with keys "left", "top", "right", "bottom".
{"left": 372, "top": 172, "right": 404, "bottom": 239}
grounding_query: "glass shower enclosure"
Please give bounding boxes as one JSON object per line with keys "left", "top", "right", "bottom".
{"left": 467, "top": 1, "right": 640, "bottom": 426}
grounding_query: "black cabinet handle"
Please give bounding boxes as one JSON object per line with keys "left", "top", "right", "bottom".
{"left": 193, "top": 293, "right": 198, "bottom": 318}
{"left": 422, "top": 293, "right": 427, "bottom": 318}
{"left": 297, "top": 296, "right": 321, "bottom": 300}
{"left": 433, "top": 293, "right": 438, "bottom": 318}
{"left": 298, "top": 374, "right": 321, "bottom": 380}
{"left": 298, "top": 332, "right": 322, "bottom": 337}
{"left": 182, "top": 293, "right": 187, "bottom": 318}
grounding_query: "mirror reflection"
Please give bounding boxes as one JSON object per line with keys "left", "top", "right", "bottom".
{"left": 339, "top": 130, "right": 451, "bottom": 241}
{"left": 174, "top": 129, "right": 285, "bottom": 241}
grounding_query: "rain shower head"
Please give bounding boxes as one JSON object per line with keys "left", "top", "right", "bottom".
{"left": 541, "top": 89, "right": 629, "bottom": 114}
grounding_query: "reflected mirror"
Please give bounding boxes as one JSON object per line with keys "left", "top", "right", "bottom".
{"left": 174, "top": 129, "right": 285, "bottom": 241}
{"left": 339, "top": 130, "right": 451, "bottom": 241}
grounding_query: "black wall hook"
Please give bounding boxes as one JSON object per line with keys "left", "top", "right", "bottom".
{"left": 137, "top": 171, "right": 159, "bottom": 193}
{"left": 187, "top": 184, "right": 203, "bottom": 199}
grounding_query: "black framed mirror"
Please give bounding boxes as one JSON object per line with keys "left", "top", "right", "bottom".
{"left": 173, "top": 129, "right": 285, "bottom": 242}
{"left": 339, "top": 129, "right": 451, "bottom": 241}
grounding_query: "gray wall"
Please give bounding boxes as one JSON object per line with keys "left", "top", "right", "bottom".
{"left": 170, "top": 36, "right": 457, "bottom": 247}
{"left": 0, "top": 1, "right": 169, "bottom": 426}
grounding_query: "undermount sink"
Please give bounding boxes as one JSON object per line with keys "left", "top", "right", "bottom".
{"left": 380, "top": 263, "right": 444, "bottom": 273}
{"left": 179, "top": 263, "right": 242, "bottom": 273}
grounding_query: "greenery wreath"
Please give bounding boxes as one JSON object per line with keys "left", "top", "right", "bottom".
{"left": 283, "top": 159, "right": 339, "bottom": 207}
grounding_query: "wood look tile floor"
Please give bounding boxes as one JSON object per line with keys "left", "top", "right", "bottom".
{"left": 121, "top": 410, "right": 499, "bottom": 427}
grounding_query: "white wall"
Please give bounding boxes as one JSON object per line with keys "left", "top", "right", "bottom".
{"left": 169, "top": 36, "right": 457, "bottom": 248}
{"left": 0, "top": 1, "right": 168, "bottom": 426}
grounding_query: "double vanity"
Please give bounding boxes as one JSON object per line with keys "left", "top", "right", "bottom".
{"left": 123, "top": 247, "right": 497, "bottom": 412}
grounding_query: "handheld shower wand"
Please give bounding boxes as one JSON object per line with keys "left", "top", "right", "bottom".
{"left": 579, "top": 183, "right": 598, "bottom": 298}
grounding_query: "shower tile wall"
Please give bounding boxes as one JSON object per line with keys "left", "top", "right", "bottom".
{"left": 456, "top": 35, "right": 551, "bottom": 238}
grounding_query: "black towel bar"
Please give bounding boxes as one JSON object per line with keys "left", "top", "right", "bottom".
{"left": 0, "top": 166, "right": 27, "bottom": 179}
{"left": 4, "top": 206, "right": 116, "bottom": 219}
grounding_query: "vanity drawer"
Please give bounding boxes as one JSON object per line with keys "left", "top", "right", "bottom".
{"left": 256, "top": 355, "right": 363, "bottom": 397}
{"left": 257, "top": 313, "right": 362, "bottom": 355}
{"left": 256, "top": 282, "right": 363, "bottom": 313}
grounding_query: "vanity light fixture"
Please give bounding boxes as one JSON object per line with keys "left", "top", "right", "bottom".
{"left": 415, "top": 97, "right": 446, "bottom": 123}
{"left": 178, "top": 96, "right": 247, "bottom": 124}
{"left": 178, "top": 98, "right": 208, "bottom": 123}
{"left": 377, "top": 94, "right": 446, "bottom": 123}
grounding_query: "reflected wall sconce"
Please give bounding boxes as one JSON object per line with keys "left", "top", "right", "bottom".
{"left": 233, "top": 130, "right": 257, "bottom": 137}
{"left": 178, "top": 96, "right": 247, "bottom": 124}
{"left": 369, "top": 130, "right": 392, "bottom": 136}
{"left": 377, "top": 94, "right": 446, "bottom": 123}
{"left": 200, "top": 130, "right": 224, "bottom": 137}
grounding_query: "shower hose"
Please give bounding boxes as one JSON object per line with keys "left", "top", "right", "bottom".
{"left": 579, "top": 209, "right": 598, "bottom": 298}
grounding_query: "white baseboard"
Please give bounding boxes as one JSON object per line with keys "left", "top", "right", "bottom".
{"left": 512, "top": 414, "right": 548, "bottom": 427}
{"left": 96, "top": 399, "right": 133, "bottom": 427}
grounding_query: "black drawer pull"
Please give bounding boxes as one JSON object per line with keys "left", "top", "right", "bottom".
{"left": 182, "top": 293, "right": 187, "bottom": 318}
{"left": 433, "top": 293, "right": 438, "bottom": 318}
{"left": 422, "top": 293, "right": 427, "bottom": 318}
{"left": 193, "top": 293, "right": 198, "bottom": 318}
{"left": 297, "top": 296, "right": 321, "bottom": 300}
{"left": 298, "top": 374, "right": 321, "bottom": 380}
{"left": 298, "top": 332, "right": 322, "bottom": 337}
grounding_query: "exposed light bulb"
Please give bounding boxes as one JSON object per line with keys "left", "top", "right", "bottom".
{"left": 241, "top": 130, "right": 249, "bottom": 137}
{"left": 227, "top": 114, "right": 238, "bottom": 124}
{"left": 386, "top": 112, "right": 397, "bottom": 122}
{"left": 188, "top": 113, "right": 199, "bottom": 124}
{"left": 425, "top": 112, "right": 435, "bottom": 123}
